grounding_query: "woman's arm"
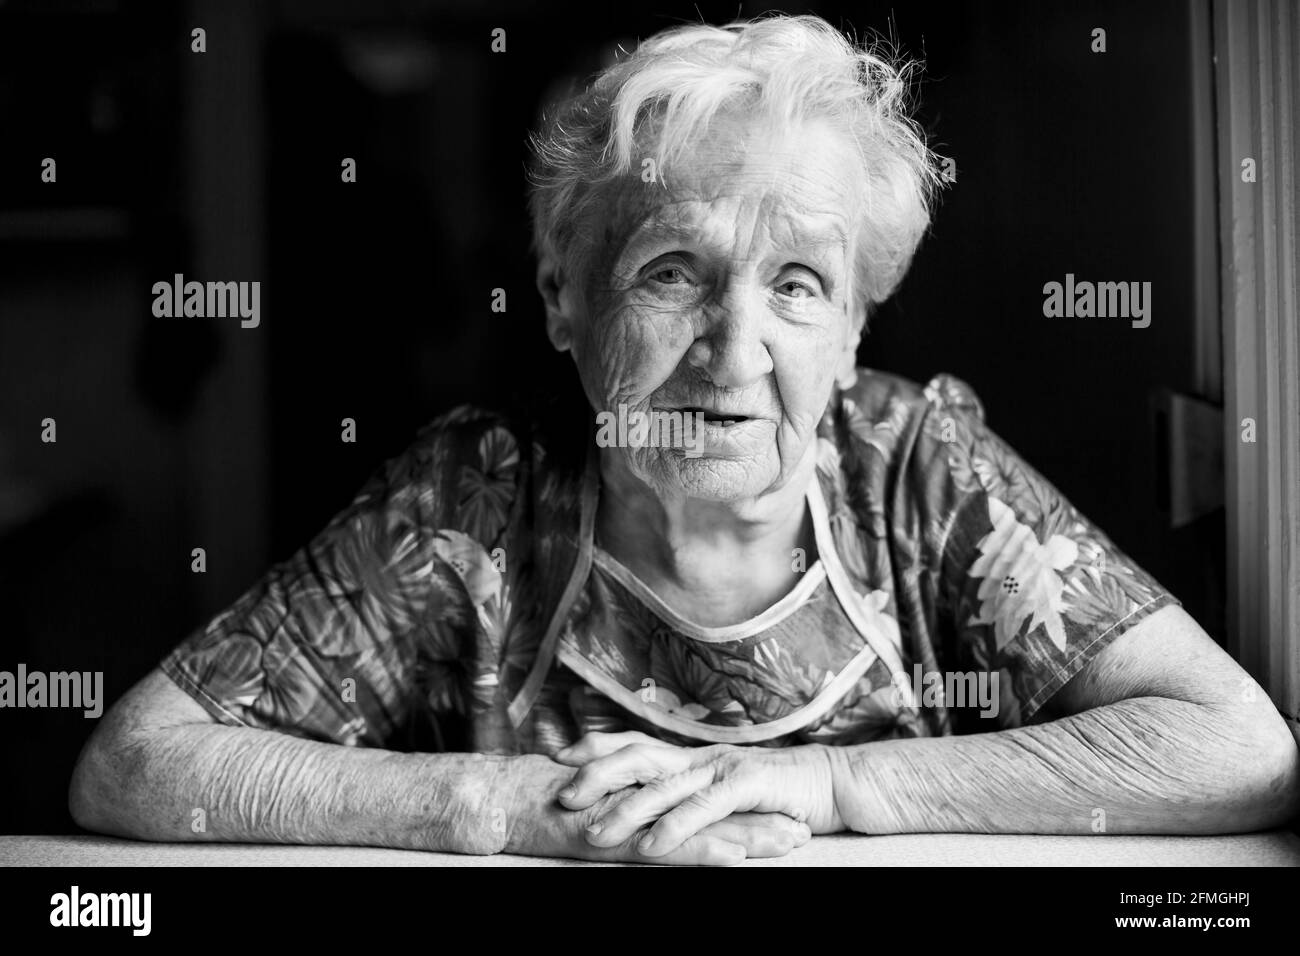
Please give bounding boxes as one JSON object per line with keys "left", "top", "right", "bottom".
{"left": 69, "top": 669, "right": 804, "bottom": 863}
{"left": 826, "top": 605, "right": 1300, "bottom": 835}
{"left": 67, "top": 671, "right": 506, "bottom": 848}
{"left": 69, "top": 668, "right": 506, "bottom": 853}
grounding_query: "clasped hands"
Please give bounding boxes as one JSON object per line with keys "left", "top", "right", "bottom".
{"left": 502, "top": 730, "right": 842, "bottom": 865}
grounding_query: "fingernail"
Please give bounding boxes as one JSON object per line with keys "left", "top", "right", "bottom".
{"left": 556, "top": 747, "right": 572, "bottom": 759}
{"left": 638, "top": 834, "right": 655, "bottom": 853}
{"left": 586, "top": 822, "right": 603, "bottom": 837}
{"left": 559, "top": 786, "right": 577, "bottom": 800}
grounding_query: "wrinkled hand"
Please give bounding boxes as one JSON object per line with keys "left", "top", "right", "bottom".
{"left": 495, "top": 753, "right": 811, "bottom": 865}
{"left": 553, "top": 731, "right": 843, "bottom": 859}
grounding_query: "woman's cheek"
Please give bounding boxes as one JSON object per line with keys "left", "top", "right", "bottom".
{"left": 769, "top": 345, "right": 840, "bottom": 478}
{"left": 585, "top": 303, "right": 694, "bottom": 406}
{"left": 775, "top": 314, "right": 842, "bottom": 413}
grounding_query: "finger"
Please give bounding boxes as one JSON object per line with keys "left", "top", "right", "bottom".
{"left": 554, "top": 731, "right": 676, "bottom": 766}
{"left": 558, "top": 743, "right": 694, "bottom": 809}
{"left": 629, "top": 831, "right": 746, "bottom": 867}
{"left": 722, "top": 812, "right": 814, "bottom": 848}
{"left": 585, "top": 765, "right": 722, "bottom": 847}
{"left": 638, "top": 782, "right": 752, "bottom": 858}
{"left": 577, "top": 825, "right": 745, "bottom": 866}
{"left": 700, "top": 818, "right": 805, "bottom": 859}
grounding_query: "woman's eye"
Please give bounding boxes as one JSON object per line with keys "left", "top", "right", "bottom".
{"left": 774, "top": 266, "right": 823, "bottom": 300}
{"left": 649, "top": 266, "right": 689, "bottom": 285}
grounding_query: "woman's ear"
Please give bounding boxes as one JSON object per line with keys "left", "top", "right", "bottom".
{"left": 536, "top": 253, "right": 576, "bottom": 353}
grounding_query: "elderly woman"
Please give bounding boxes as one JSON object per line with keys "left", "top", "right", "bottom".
{"left": 71, "top": 15, "right": 1296, "bottom": 864}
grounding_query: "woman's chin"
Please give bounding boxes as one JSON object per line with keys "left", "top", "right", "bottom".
{"left": 650, "top": 452, "right": 778, "bottom": 502}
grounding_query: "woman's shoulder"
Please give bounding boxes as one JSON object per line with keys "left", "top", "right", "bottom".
{"left": 344, "top": 404, "right": 534, "bottom": 549}
{"left": 826, "top": 366, "right": 994, "bottom": 487}
{"left": 837, "top": 367, "right": 986, "bottom": 425}
{"left": 411, "top": 403, "right": 522, "bottom": 452}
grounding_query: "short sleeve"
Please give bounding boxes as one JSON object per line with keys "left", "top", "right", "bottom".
{"left": 159, "top": 407, "right": 499, "bottom": 748}
{"left": 914, "top": 375, "right": 1181, "bottom": 729}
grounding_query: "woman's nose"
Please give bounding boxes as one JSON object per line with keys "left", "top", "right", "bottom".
{"left": 686, "top": 287, "right": 774, "bottom": 388}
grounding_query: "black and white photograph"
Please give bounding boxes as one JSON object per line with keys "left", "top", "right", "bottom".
{"left": 0, "top": 0, "right": 1297, "bottom": 928}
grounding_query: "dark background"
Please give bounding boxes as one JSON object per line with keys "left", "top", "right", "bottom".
{"left": 0, "top": 0, "right": 1225, "bottom": 832}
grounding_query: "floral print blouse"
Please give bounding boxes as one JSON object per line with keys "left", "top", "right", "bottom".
{"left": 160, "top": 369, "right": 1179, "bottom": 755}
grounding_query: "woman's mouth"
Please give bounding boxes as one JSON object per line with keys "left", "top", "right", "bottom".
{"left": 681, "top": 407, "right": 752, "bottom": 427}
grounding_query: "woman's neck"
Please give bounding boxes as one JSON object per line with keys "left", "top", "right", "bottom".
{"left": 594, "top": 451, "right": 819, "bottom": 626}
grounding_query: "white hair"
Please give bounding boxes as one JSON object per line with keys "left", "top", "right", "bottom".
{"left": 527, "top": 14, "right": 944, "bottom": 320}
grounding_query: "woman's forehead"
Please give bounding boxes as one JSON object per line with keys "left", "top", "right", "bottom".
{"left": 660, "top": 117, "right": 854, "bottom": 201}
{"left": 604, "top": 127, "right": 859, "bottom": 251}
{"left": 618, "top": 195, "right": 850, "bottom": 261}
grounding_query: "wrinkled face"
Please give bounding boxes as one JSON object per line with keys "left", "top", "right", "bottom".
{"left": 558, "top": 113, "right": 864, "bottom": 502}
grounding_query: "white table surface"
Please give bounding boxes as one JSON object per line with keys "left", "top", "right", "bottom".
{"left": 3, "top": 831, "right": 1298, "bottom": 866}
